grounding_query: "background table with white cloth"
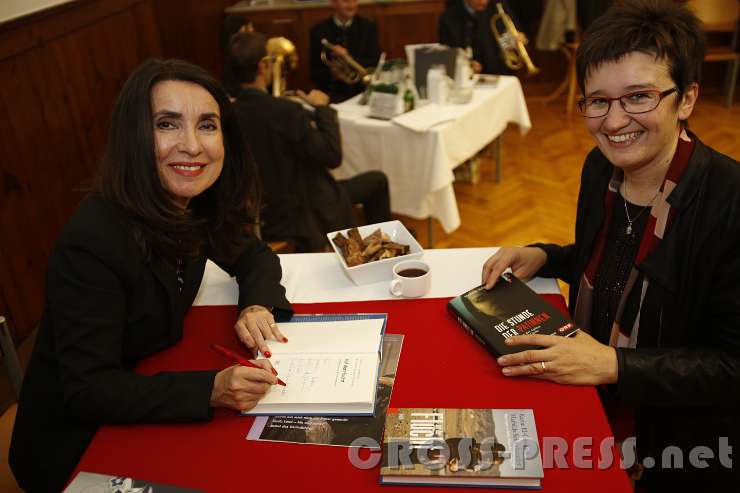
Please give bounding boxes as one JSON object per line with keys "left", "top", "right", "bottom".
{"left": 331, "top": 76, "right": 532, "bottom": 236}
{"left": 194, "top": 248, "right": 560, "bottom": 306}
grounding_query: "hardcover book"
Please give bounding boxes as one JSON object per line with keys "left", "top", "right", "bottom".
{"left": 380, "top": 408, "right": 544, "bottom": 488}
{"left": 63, "top": 471, "right": 202, "bottom": 492}
{"left": 243, "top": 314, "right": 386, "bottom": 416}
{"left": 447, "top": 273, "right": 577, "bottom": 357}
{"left": 247, "top": 334, "right": 403, "bottom": 447}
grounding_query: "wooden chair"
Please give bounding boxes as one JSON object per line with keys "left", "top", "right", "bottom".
{"left": 252, "top": 215, "right": 294, "bottom": 253}
{"left": 0, "top": 316, "right": 24, "bottom": 492}
{"left": 688, "top": 0, "right": 740, "bottom": 107}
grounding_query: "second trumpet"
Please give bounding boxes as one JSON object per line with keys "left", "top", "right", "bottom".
{"left": 320, "top": 38, "right": 371, "bottom": 85}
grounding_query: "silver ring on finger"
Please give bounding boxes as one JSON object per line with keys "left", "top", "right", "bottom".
{"left": 540, "top": 361, "right": 547, "bottom": 372}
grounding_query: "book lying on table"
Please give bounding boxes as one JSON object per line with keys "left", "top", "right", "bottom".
{"left": 63, "top": 471, "right": 202, "bottom": 492}
{"left": 380, "top": 408, "right": 544, "bottom": 488}
{"left": 247, "top": 334, "right": 403, "bottom": 447}
{"left": 242, "top": 314, "right": 387, "bottom": 416}
{"left": 447, "top": 273, "right": 578, "bottom": 357}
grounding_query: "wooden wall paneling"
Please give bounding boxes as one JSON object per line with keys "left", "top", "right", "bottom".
{"left": 298, "top": 8, "right": 331, "bottom": 90}
{"left": 376, "top": 1, "right": 444, "bottom": 59}
{"left": 0, "top": 53, "right": 65, "bottom": 342}
{"left": 0, "top": 0, "right": 163, "bottom": 342}
{"left": 151, "top": 0, "right": 234, "bottom": 79}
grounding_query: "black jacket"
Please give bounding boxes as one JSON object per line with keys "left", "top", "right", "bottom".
{"left": 233, "top": 88, "right": 355, "bottom": 251}
{"left": 438, "top": 0, "right": 514, "bottom": 75}
{"left": 9, "top": 195, "right": 292, "bottom": 492}
{"left": 535, "top": 135, "right": 740, "bottom": 487}
{"left": 309, "top": 15, "right": 379, "bottom": 102}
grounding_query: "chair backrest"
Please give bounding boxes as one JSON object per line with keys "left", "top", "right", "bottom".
{"left": 0, "top": 316, "right": 23, "bottom": 401}
{"left": 688, "top": 0, "right": 740, "bottom": 32}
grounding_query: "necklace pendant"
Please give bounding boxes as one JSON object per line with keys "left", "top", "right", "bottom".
{"left": 626, "top": 224, "right": 633, "bottom": 235}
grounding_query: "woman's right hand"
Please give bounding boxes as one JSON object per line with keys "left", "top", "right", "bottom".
{"left": 210, "top": 360, "right": 277, "bottom": 412}
{"left": 481, "top": 247, "right": 547, "bottom": 289}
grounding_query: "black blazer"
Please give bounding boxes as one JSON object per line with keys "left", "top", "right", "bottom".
{"left": 534, "top": 135, "right": 740, "bottom": 487}
{"left": 233, "top": 89, "right": 355, "bottom": 251}
{"left": 9, "top": 195, "right": 292, "bottom": 492}
{"left": 438, "top": 0, "right": 514, "bottom": 75}
{"left": 309, "top": 15, "right": 379, "bottom": 102}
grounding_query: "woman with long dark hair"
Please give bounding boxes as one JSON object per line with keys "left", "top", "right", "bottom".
{"left": 9, "top": 58, "right": 293, "bottom": 492}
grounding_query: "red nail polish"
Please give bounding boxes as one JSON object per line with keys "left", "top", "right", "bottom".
{"left": 264, "top": 351, "right": 272, "bottom": 358}
{"left": 283, "top": 337, "right": 289, "bottom": 343}
{"left": 272, "top": 368, "right": 278, "bottom": 376}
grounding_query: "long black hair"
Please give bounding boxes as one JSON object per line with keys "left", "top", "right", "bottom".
{"left": 96, "top": 58, "right": 260, "bottom": 264}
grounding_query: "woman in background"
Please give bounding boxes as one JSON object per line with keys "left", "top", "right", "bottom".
{"left": 10, "top": 59, "right": 292, "bottom": 491}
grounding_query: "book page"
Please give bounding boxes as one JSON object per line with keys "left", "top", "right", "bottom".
{"left": 255, "top": 352, "right": 380, "bottom": 405}
{"left": 266, "top": 318, "right": 384, "bottom": 356}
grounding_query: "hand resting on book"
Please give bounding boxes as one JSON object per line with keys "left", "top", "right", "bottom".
{"left": 235, "top": 304, "right": 288, "bottom": 357}
{"left": 482, "top": 247, "right": 547, "bottom": 289}
{"left": 496, "top": 331, "right": 618, "bottom": 386}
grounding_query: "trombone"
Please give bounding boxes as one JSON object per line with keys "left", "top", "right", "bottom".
{"left": 490, "top": 3, "right": 539, "bottom": 76}
{"left": 266, "top": 36, "right": 299, "bottom": 97}
{"left": 320, "top": 38, "right": 372, "bottom": 85}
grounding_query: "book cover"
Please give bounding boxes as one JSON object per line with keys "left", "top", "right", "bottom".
{"left": 242, "top": 313, "right": 387, "bottom": 416}
{"left": 447, "top": 273, "right": 577, "bottom": 357}
{"left": 63, "top": 471, "right": 202, "bottom": 492}
{"left": 380, "top": 408, "right": 544, "bottom": 488}
{"left": 247, "top": 334, "right": 403, "bottom": 448}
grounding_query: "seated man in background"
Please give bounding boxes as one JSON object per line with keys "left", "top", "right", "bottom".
{"left": 438, "top": 0, "right": 518, "bottom": 74}
{"left": 309, "top": 0, "right": 380, "bottom": 103}
{"left": 226, "top": 32, "right": 391, "bottom": 252}
{"left": 221, "top": 14, "right": 254, "bottom": 98}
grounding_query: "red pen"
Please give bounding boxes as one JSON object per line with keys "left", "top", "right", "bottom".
{"left": 210, "top": 344, "right": 287, "bottom": 386}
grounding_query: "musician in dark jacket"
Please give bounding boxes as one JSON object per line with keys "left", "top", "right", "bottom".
{"left": 9, "top": 59, "right": 293, "bottom": 492}
{"left": 310, "top": 0, "right": 380, "bottom": 102}
{"left": 226, "top": 32, "right": 390, "bottom": 252}
{"left": 482, "top": 1, "right": 739, "bottom": 489}
{"left": 438, "top": 0, "right": 517, "bottom": 74}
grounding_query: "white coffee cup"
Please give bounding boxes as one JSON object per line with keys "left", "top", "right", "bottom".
{"left": 389, "top": 260, "right": 431, "bottom": 298}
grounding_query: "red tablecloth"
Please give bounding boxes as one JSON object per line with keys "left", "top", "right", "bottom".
{"left": 75, "top": 296, "right": 631, "bottom": 492}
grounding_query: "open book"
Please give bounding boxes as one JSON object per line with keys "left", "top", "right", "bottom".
{"left": 242, "top": 314, "right": 386, "bottom": 416}
{"left": 247, "top": 334, "right": 403, "bottom": 447}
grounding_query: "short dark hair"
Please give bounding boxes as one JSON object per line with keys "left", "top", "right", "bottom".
{"left": 576, "top": 0, "right": 705, "bottom": 99}
{"left": 96, "top": 58, "right": 260, "bottom": 264}
{"left": 224, "top": 32, "right": 267, "bottom": 88}
{"left": 221, "top": 15, "right": 250, "bottom": 54}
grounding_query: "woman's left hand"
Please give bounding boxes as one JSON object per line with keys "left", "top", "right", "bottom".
{"left": 496, "top": 331, "right": 619, "bottom": 386}
{"left": 234, "top": 305, "right": 287, "bottom": 358}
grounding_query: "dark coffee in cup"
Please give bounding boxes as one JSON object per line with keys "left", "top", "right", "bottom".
{"left": 397, "top": 268, "right": 427, "bottom": 278}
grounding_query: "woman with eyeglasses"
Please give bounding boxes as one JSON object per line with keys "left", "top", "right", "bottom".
{"left": 481, "top": 0, "right": 739, "bottom": 489}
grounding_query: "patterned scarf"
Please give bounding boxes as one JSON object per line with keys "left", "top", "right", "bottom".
{"left": 573, "top": 135, "right": 694, "bottom": 348}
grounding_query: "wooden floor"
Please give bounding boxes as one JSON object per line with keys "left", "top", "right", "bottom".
{"left": 398, "top": 89, "right": 740, "bottom": 252}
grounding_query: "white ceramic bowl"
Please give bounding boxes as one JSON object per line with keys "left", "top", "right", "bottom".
{"left": 327, "top": 220, "right": 424, "bottom": 285}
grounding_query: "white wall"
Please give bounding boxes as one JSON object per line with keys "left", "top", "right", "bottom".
{"left": 0, "top": 0, "right": 75, "bottom": 24}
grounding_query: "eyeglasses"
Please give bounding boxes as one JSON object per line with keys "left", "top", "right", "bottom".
{"left": 577, "top": 88, "right": 678, "bottom": 118}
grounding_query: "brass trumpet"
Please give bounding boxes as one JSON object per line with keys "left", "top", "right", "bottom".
{"left": 266, "top": 36, "right": 299, "bottom": 97}
{"left": 320, "top": 38, "right": 371, "bottom": 85}
{"left": 490, "top": 3, "right": 539, "bottom": 76}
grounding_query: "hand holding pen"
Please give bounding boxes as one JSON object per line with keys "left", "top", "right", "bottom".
{"left": 209, "top": 344, "right": 286, "bottom": 413}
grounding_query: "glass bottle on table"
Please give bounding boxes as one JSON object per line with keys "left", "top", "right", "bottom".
{"left": 403, "top": 75, "right": 415, "bottom": 112}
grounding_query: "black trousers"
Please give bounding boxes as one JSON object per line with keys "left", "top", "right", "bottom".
{"left": 338, "top": 170, "right": 391, "bottom": 225}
